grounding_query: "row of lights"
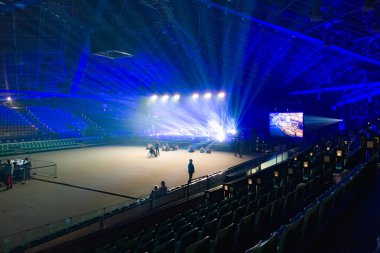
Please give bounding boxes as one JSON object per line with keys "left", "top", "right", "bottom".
{"left": 151, "top": 92, "right": 226, "bottom": 101}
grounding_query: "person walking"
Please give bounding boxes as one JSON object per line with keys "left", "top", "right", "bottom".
{"left": 188, "top": 159, "right": 195, "bottom": 183}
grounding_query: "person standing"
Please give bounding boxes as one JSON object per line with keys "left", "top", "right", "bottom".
{"left": 188, "top": 159, "right": 195, "bottom": 183}
{"left": 155, "top": 141, "right": 160, "bottom": 156}
{"left": 4, "top": 160, "right": 14, "bottom": 190}
{"left": 158, "top": 180, "right": 168, "bottom": 195}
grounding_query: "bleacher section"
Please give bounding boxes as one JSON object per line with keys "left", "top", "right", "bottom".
{"left": 0, "top": 105, "right": 39, "bottom": 139}
{"left": 27, "top": 106, "right": 88, "bottom": 138}
{"left": 0, "top": 137, "right": 102, "bottom": 156}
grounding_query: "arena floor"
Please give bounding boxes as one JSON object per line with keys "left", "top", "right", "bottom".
{"left": 0, "top": 145, "right": 256, "bottom": 238}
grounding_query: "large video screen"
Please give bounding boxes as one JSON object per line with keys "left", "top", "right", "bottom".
{"left": 269, "top": 112, "right": 303, "bottom": 138}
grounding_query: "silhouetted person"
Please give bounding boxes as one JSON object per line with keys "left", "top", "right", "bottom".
{"left": 158, "top": 180, "right": 168, "bottom": 195}
{"left": 4, "top": 160, "right": 14, "bottom": 190}
{"left": 188, "top": 159, "right": 195, "bottom": 183}
{"left": 150, "top": 185, "right": 159, "bottom": 199}
{"left": 155, "top": 141, "right": 160, "bottom": 156}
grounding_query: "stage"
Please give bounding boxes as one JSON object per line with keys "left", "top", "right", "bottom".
{"left": 0, "top": 145, "right": 257, "bottom": 238}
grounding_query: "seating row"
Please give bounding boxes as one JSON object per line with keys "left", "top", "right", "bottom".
{"left": 246, "top": 151, "right": 375, "bottom": 253}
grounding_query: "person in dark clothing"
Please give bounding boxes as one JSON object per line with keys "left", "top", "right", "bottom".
{"left": 149, "top": 146, "right": 157, "bottom": 157}
{"left": 4, "top": 160, "right": 14, "bottom": 190}
{"left": 158, "top": 180, "right": 168, "bottom": 195}
{"left": 188, "top": 159, "right": 195, "bottom": 183}
{"left": 150, "top": 185, "right": 159, "bottom": 199}
{"left": 154, "top": 141, "right": 160, "bottom": 156}
{"left": 24, "top": 157, "right": 32, "bottom": 180}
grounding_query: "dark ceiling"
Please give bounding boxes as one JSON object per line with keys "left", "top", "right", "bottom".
{"left": 0, "top": 0, "right": 379, "bottom": 111}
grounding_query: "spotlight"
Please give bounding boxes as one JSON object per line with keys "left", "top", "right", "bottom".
{"left": 204, "top": 92, "right": 212, "bottom": 99}
{"left": 6, "top": 96, "right": 12, "bottom": 101}
{"left": 151, "top": 95, "right": 158, "bottom": 101}
{"left": 216, "top": 131, "right": 226, "bottom": 142}
{"left": 217, "top": 92, "right": 225, "bottom": 98}
{"left": 173, "top": 94, "right": 180, "bottom": 100}
{"left": 192, "top": 93, "right": 199, "bottom": 99}
{"left": 162, "top": 95, "right": 169, "bottom": 102}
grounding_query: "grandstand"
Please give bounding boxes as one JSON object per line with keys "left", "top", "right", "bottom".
{"left": 0, "top": 1, "right": 380, "bottom": 253}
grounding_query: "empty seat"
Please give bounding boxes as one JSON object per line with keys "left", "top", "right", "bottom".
{"left": 277, "top": 214, "right": 304, "bottom": 253}
{"left": 154, "top": 238, "right": 176, "bottom": 253}
{"left": 217, "top": 211, "right": 233, "bottom": 230}
{"left": 246, "top": 231, "right": 279, "bottom": 253}
{"left": 175, "top": 228, "right": 199, "bottom": 253}
{"left": 211, "top": 223, "right": 236, "bottom": 253}
{"left": 184, "top": 236, "right": 210, "bottom": 253}
{"left": 199, "top": 219, "right": 218, "bottom": 240}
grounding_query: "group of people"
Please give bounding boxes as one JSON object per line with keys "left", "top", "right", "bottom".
{"left": 147, "top": 141, "right": 179, "bottom": 157}
{"left": 0, "top": 158, "right": 31, "bottom": 190}
{"left": 189, "top": 145, "right": 211, "bottom": 154}
{"left": 150, "top": 180, "right": 168, "bottom": 199}
{"left": 146, "top": 142, "right": 160, "bottom": 157}
{"left": 162, "top": 143, "right": 179, "bottom": 151}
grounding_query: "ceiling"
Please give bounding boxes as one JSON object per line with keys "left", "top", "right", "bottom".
{"left": 0, "top": 0, "right": 379, "bottom": 112}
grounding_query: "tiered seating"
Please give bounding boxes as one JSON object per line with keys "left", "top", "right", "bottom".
{"left": 246, "top": 144, "right": 374, "bottom": 253}
{"left": 0, "top": 105, "right": 39, "bottom": 139}
{"left": 28, "top": 106, "right": 88, "bottom": 137}
{"left": 0, "top": 137, "right": 101, "bottom": 156}
{"left": 93, "top": 146, "right": 338, "bottom": 253}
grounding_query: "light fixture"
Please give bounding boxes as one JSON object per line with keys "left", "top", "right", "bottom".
{"left": 204, "top": 92, "right": 212, "bottom": 99}
{"left": 173, "top": 94, "right": 180, "bottom": 100}
{"left": 162, "top": 95, "right": 169, "bottom": 102}
{"left": 192, "top": 93, "right": 199, "bottom": 99}
{"left": 151, "top": 95, "right": 158, "bottom": 101}
{"left": 217, "top": 92, "right": 225, "bottom": 98}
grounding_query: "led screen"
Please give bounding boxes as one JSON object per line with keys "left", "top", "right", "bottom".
{"left": 269, "top": 112, "right": 303, "bottom": 138}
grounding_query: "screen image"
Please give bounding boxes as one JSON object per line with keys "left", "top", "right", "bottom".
{"left": 269, "top": 112, "right": 303, "bottom": 138}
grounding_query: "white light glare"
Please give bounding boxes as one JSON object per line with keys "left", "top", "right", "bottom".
{"left": 162, "top": 95, "right": 169, "bottom": 102}
{"left": 217, "top": 92, "right": 226, "bottom": 98}
{"left": 228, "top": 129, "right": 237, "bottom": 135}
{"left": 216, "top": 131, "right": 226, "bottom": 142}
{"left": 151, "top": 95, "right": 158, "bottom": 101}
{"left": 204, "top": 92, "right": 212, "bottom": 99}
{"left": 6, "top": 96, "right": 12, "bottom": 101}
{"left": 173, "top": 94, "right": 181, "bottom": 100}
{"left": 192, "top": 93, "right": 199, "bottom": 99}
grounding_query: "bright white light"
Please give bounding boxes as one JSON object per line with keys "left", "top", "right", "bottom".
{"left": 173, "top": 94, "right": 180, "bottom": 100}
{"left": 6, "top": 96, "right": 12, "bottom": 101}
{"left": 162, "top": 95, "right": 169, "bottom": 102}
{"left": 151, "top": 95, "right": 158, "bottom": 101}
{"left": 192, "top": 93, "right": 199, "bottom": 99}
{"left": 217, "top": 92, "right": 226, "bottom": 98}
{"left": 228, "top": 129, "right": 237, "bottom": 135}
{"left": 216, "top": 131, "right": 226, "bottom": 142}
{"left": 204, "top": 92, "right": 212, "bottom": 99}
